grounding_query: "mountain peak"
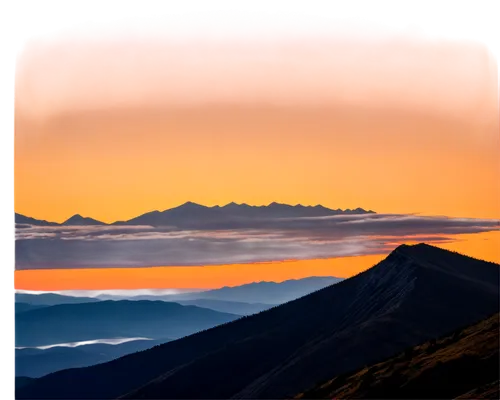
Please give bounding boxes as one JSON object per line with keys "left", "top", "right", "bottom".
{"left": 390, "top": 242, "right": 430, "bottom": 256}
{"left": 387, "top": 243, "right": 495, "bottom": 271}
{"left": 62, "top": 214, "right": 104, "bottom": 226}
{"left": 268, "top": 202, "right": 289, "bottom": 208}
{"left": 178, "top": 201, "right": 206, "bottom": 209}
{"left": 393, "top": 242, "right": 440, "bottom": 253}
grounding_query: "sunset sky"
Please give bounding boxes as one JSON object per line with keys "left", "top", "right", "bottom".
{"left": 13, "top": 1, "right": 499, "bottom": 291}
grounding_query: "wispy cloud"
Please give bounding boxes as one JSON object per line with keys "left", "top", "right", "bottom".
{"left": 15, "top": 214, "right": 499, "bottom": 269}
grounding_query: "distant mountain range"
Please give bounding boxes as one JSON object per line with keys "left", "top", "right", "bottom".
{"left": 15, "top": 203, "right": 377, "bottom": 270}
{"left": 17, "top": 296, "right": 273, "bottom": 317}
{"left": 16, "top": 277, "right": 343, "bottom": 317}
{"left": 17, "top": 244, "right": 499, "bottom": 399}
{"left": 92, "top": 296, "right": 274, "bottom": 316}
{"left": 94, "top": 276, "right": 343, "bottom": 306}
{"left": 16, "top": 300, "right": 239, "bottom": 347}
{"left": 15, "top": 202, "right": 375, "bottom": 227}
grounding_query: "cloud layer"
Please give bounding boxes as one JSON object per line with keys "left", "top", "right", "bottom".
{"left": 16, "top": 213, "right": 499, "bottom": 269}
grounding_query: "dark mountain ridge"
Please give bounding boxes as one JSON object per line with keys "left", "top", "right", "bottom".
{"left": 15, "top": 213, "right": 59, "bottom": 226}
{"left": 296, "top": 312, "right": 500, "bottom": 399}
{"left": 17, "top": 244, "right": 499, "bottom": 399}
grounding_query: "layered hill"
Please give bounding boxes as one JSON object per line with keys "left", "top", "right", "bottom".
{"left": 15, "top": 293, "right": 100, "bottom": 306}
{"left": 17, "top": 244, "right": 499, "bottom": 399}
{"left": 165, "top": 276, "right": 344, "bottom": 304}
{"left": 16, "top": 338, "right": 169, "bottom": 378}
{"left": 296, "top": 313, "right": 499, "bottom": 399}
{"left": 15, "top": 302, "right": 46, "bottom": 314}
{"left": 16, "top": 300, "right": 239, "bottom": 347}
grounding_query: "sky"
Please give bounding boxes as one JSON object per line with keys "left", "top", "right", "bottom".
{"left": 12, "top": 1, "right": 500, "bottom": 290}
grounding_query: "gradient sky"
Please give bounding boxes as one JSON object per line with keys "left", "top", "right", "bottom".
{"left": 13, "top": 1, "right": 500, "bottom": 290}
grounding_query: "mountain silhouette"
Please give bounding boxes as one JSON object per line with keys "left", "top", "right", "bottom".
{"left": 16, "top": 300, "right": 239, "bottom": 347}
{"left": 15, "top": 202, "right": 375, "bottom": 227}
{"left": 17, "top": 244, "right": 499, "bottom": 399}
{"left": 296, "top": 313, "right": 499, "bottom": 399}
{"left": 116, "top": 202, "right": 375, "bottom": 227}
{"left": 15, "top": 213, "right": 58, "bottom": 226}
{"left": 62, "top": 214, "right": 105, "bottom": 226}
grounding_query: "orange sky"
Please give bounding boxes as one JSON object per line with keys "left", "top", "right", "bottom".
{"left": 14, "top": 33, "right": 499, "bottom": 290}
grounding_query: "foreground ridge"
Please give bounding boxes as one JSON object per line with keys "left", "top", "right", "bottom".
{"left": 296, "top": 313, "right": 500, "bottom": 399}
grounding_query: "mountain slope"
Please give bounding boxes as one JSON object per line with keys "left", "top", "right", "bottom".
{"left": 296, "top": 313, "right": 499, "bottom": 399}
{"left": 15, "top": 377, "right": 36, "bottom": 390}
{"left": 15, "top": 213, "right": 58, "bottom": 226}
{"left": 16, "top": 300, "right": 239, "bottom": 347}
{"left": 174, "top": 299, "right": 273, "bottom": 315}
{"left": 15, "top": 302, "right": 47, "bottom": 314}
{"left": 17, "top": 244, "right": 499, "bottom": 399}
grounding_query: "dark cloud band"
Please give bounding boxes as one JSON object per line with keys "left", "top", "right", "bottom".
{"left": 15, "top": 213, "right": 499, "bottom": 269}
